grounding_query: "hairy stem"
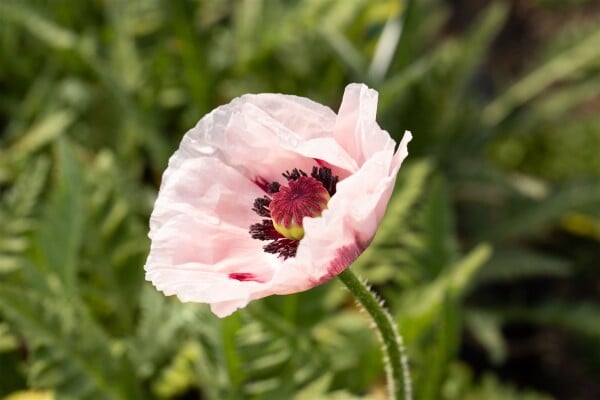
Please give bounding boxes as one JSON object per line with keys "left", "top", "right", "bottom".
{"left": 338, "top": 268, "right": 412, "bottom": 400}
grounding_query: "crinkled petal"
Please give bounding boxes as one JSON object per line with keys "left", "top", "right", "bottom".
{"left": 333, "top": 83, "right": 397, "bottom": 166}
{"left": 151, "top": 157, "right": 264, "bottom": 232}
{"left": 177, "top": 94, "right": 358, "bottom": 185}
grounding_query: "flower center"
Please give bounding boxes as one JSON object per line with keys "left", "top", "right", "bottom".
{"left": 270, "top": 176, "right": 330, "bottom": 240}
{"left": 249, "top": 166, "right": 339, "bottom": 259}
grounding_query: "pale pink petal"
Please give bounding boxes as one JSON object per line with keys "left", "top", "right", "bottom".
{"left": 333, "top": 83, "right": 396, "bottom": 166}
{"left": 151, "top": 157, "right": 263, "bottom": 232}
{"left": 176, "top": 95, "right": 358, "bottom": 184}
{"left": 210, "top": 299, "right": 251, "bottom": 318}
{"left": 148, "top": 214, "right": 262, "bottom": 267}
{"left": 247, "top": 93, "right": 337, "bottom": 140}
{"left": 148, "top": 265, "right": 261, "bottom": 317}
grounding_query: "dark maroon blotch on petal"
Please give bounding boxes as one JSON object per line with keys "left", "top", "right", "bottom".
{"left": 312, "top": 242, "right": 366, "bottom": 285}
{"left": 328, "top": 244, "right": 363, "bottom": 277}
{"left": 254, "top": 176, "right": 282, "bottom": 194}
{"left": 229, "top": 272, "right": 258, "bottom": 281}
{"left": 253, "top": 176, "right": 270, "bottom": 192}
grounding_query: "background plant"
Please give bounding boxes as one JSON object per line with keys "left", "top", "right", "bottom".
{"left": 0, "top": 0, "right": 598, "bottom": 399}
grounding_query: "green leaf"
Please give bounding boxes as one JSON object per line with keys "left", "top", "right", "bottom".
{"left": 0, "top": 284, "right": 141, "bottom": 399}
{"left": 500, "top": 301, "right": 600, "bottom": 339}
{"left": 151, "top": 341, "right": 199, "bottom": 399}
{"left": 477, "top": 247, "right": 572, "bottom": 284}
{"left": 0, "top": 1, "right": 79, "bottom": 50}
{"left": 417, "top": 174, "right": 459, "bottom": 277}
{"left": 488, "top": 181, "right": 600, "bottom": 240}
{"left": 466, "top": 374, "right": 552, "bottom": 400}
{"left": 319, "top": 27, "right": 368, "bottom": 82}
{"left": 465, "top": 310, "right": 507, "bottom": 364}
{"left": 27, "top": 139, "right": 83, "bottom": 297}
{"left": 0, "top": 156, "right": 49, "bottom": 274}
{"left": 399, "top": 243, "right": 492, "bottom": 344}
{"left": 2, "top": 110, "right": 76, "bottom": 163}
{"left": 416, "top": 297, "right": 461, "bottom": 400}
{"left": 483, "top": 26, "right": 600, "bottom": 125}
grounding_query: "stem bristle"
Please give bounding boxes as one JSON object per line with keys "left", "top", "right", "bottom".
{"left": 339, "top": 269, "right": 412, "bottom": 400}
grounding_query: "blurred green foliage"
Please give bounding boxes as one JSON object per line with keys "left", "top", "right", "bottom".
{"left": 1, "top": 0, "right": 599, "bottom": 399}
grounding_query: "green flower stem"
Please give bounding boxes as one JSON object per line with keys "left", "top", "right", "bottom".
{"left": 338, "top": 268, "right": 412, "bottom": 400}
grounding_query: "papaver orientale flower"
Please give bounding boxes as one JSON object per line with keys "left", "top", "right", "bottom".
{"left": 145, "top": 83, "right": 411, "bottom": 317}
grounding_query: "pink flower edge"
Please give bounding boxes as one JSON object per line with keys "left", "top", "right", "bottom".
{"left": 145, "top": 83, "right": 412, "bottom": 317}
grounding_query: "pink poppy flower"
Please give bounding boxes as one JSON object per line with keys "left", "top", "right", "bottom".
{"left": 145, "top": 83, "right": 412, "bottom": 317}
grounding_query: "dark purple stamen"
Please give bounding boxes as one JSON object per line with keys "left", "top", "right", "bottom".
{"left": 249, "top": 219, "right": 281, "bottom": 241}
{"left": 249, "top": 219, "right": 299, "bottom": 258}
{"left": 311, "top": 166, "right": 338, "bottom": 196}
{"left": 254, "top": 176, "right": 281, "bottom": 194}
{"left": 268, "top": 181, "right": 281, "bottom": 194}
{"left": 282, "top": 168, "right": 307, "bottom": 181}
{"left": 252, "top": 196, "right": 272, "bottom": 218}
{"left": 263, "top": 238, "right": 300, "bottom": 260}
